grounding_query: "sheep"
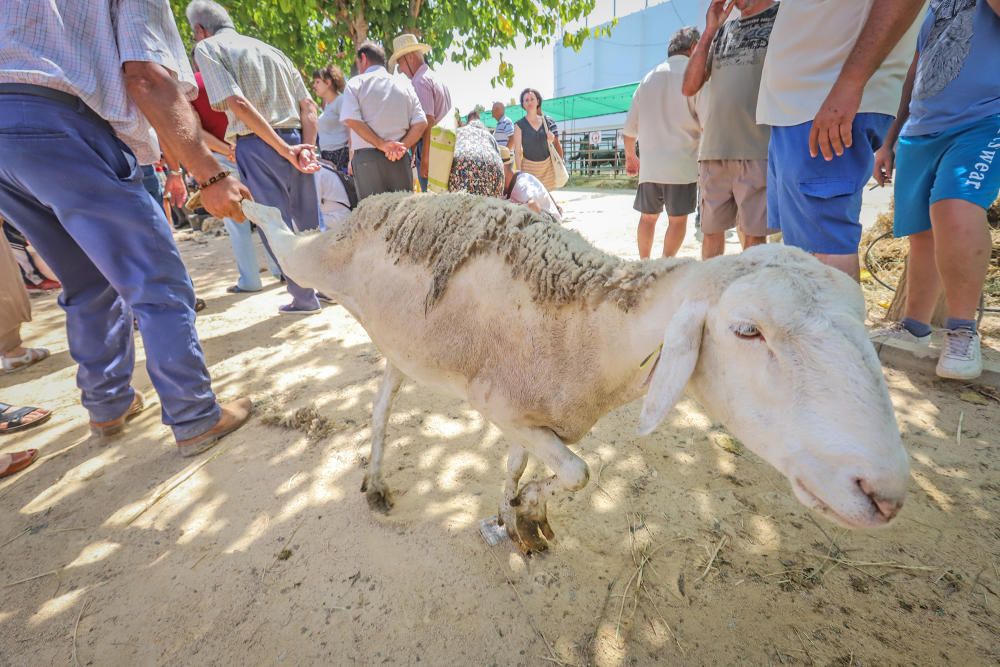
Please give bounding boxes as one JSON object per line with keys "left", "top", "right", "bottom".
{"left": 243, "top": 193, "right": 910, "bottom": 554}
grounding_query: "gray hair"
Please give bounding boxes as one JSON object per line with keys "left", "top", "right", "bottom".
{"left": 667, "top": 26, "right": 700, "bottom": 57}
{"left": 185, "top": 0, "right": 235, "bottom": 34}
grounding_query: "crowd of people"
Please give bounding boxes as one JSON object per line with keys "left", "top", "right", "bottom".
{"left": 625, "top": 0, "right": 998, "bottom": 381}
{"left": 0, "top": 0, "right": 997, "bottom": 478}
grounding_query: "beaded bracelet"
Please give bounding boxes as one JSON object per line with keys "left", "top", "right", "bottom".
{"left": 198, "top": 171, "right": 230, "bottom": 190}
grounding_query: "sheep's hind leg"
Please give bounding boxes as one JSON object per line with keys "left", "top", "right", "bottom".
{"left": 361, "top": 362, "right": 404, "bottom": 512}
{"left": 495, "top": 425, "right": 589, "bottom": 555}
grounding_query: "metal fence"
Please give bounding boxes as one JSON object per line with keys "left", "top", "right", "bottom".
{"left": 561, "top": 130, "right": 630, "bottom": 179}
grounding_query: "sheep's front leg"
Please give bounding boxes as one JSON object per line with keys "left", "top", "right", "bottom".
{"left": 361, "top": 362, "right": 404, "bottom": 512}
{"left": 495, "top": 425, "right": 589, "bottom": 555}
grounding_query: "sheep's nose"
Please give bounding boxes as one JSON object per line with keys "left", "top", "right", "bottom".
{"left": 858, "top": 479, "right": 903, "bottom": 522}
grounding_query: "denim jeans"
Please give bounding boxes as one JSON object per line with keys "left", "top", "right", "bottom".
{"left": 0, "top": 93, "right": 220, "bottom": 439}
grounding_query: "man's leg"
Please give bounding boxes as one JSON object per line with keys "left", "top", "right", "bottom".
{"left": 224, "top": 218, "right": 264, "bottom": 291}
{"left": 0, "top": 96, "right": 222, "bottom": 439}
{"left": 901, "top": 229, "right": 942, "bottom": 323}
{"left": 699, "top": 162, "right": 736, "bottom": 260}
{"left": 735, "top": 160, "right": 768, "bottom": 252}
{"left": 701, "top": 232, "right": 725, "bottom": 259}
{"left": 931, "top": 199, "right": 991, "bottom": 320}
{"left": 633, "top": 183, "right": 661, "bottom": 260}
{"left": 662, "top": 215, "right": 687, "bottom": 258}
{"left": 661, "top": 183, "right": 695, "bottom": 258}
{"left": 637, "top": 213, "right": 659, "bottom": 260}
{"left": 235, "top": 134, "right": 319, "bottom": 311}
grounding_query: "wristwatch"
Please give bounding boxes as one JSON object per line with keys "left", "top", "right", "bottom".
{"left": 168, "top": 169, "right": 184, "bottom": 177}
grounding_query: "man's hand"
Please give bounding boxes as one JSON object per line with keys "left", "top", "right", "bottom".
{"left": 380, "top": 140, "right": 407, "bottom": 162}
{"left": 200, "top": 175, "right": 253, "bottom": 222}
{"left": 705, "top": 0, "right": 735, "bottom": 35}
{"left": 809, "top": 82, "right": 863, "bottom": 160}
{"left": 626, "top": 154, "right": 640, "bottom": 177}
{"left": 286, "top": 144, "right": 320, "bottom": 173}
{"left": 873, "top": 145, "right": 895, "bottom": 186}
{"left": 165, "top": 173, "right": 188, "bottom": 207}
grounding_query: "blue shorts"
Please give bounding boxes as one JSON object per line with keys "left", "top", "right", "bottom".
{"left": 767, "top": 113, "right": 892, "bottom": 254}
{"left": 893, "top": 114, "right": 1000, "bottom": 237}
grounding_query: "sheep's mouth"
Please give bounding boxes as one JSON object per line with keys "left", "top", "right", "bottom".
{"left": 794, "top": 480, "right": 887, "bottom": 529}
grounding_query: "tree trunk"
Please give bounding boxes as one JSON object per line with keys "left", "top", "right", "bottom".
{"left": 884, "top": 257, "right": 947, "bottom": 326}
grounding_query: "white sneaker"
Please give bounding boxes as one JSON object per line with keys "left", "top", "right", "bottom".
{"left": 936, "top": 328, "right": 982, "bottom": 380}
{"left": 870, "top": 322, "right": 931, "bottom": 347}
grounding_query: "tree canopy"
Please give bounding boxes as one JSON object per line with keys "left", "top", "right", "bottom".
{"left": 170, "top": 0, "right": 612, "bottom": 84}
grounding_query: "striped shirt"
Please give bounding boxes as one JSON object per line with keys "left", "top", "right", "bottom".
{"left": 410, "top": 64, "right": 451, "bottom": 124}
{"left": 194, "top": 28, "right": 312, "bottom": 141}
{"left": 0, "top": 0, "right": 195, "bottom": 165}
{"left": 493, "top": 115, "right": 515, "bottom": 147}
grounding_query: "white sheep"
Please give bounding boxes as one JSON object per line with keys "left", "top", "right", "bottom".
{"left": 243, "top": 193, "right": 909, "bottom": 554}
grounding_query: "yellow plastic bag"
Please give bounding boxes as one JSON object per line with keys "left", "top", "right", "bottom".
{"left": 426, "top": 126, "right": 456, "bottom": 193}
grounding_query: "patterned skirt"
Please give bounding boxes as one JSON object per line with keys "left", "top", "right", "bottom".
{"left": 321, "top": 147, "right": 350, "bottom": 172}
{"left": 519, "top": 156, "right": 556, "bottom": 191}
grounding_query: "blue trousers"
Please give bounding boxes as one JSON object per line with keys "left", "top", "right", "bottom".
{"left": 235, "top": 130, "right": 320, "bottom": 309}
{"left": 0, "top": 94, "right": 219, "bottom": 440}
{"left": 215, "top": 157, "right": 280, "bottom": 291}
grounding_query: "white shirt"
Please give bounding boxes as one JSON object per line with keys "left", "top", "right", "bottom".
{"left": 318, "top": 96, "right": 349, "bottom": 151}
{"left": 756, "top": 0, "right": 923, "bottom": 127}
{"left": 316, "top": 166, "right": 352, "bottom": 233}
{"left": 508, "top": 173, "right": 561, "bottom": 220}
{"left": 623, "top": 56, "right": 702, "bottom": 185}
{"left": 0, "top": 0, "right": 196, "bottom": 165}
{"left": 340, "top": 65, "right": 426, "bottom": 150}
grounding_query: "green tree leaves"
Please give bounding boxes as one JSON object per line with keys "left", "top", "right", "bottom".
{"left": 171, "top": 0, "right": 603, "bottom": 86}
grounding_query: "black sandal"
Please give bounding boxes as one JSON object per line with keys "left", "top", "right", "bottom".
{"left": 0, "top": 402, "right": 52, "bottom": 435}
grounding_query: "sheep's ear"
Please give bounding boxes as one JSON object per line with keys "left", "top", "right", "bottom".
{"left": 637, "top": 300, "right": 708, "bottom": 436}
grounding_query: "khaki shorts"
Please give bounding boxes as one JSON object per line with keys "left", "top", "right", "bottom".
{"left": 698, "top": 159, "right": 768, "bottom": 237}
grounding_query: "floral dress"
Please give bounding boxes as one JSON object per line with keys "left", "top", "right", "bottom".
{"left": 447, "top": 125, "right": 504, "bottom": 197}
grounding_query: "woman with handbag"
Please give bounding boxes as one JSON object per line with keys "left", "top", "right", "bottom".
{"left": 511, "top": 88, "right": 566, "bottom": 191}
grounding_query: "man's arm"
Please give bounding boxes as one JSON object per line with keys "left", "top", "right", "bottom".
{"left": 418, "top": 114, "right": 437, "bottom": 179}
{"left": 682, "top": 0, "right": 731, "bottom": 97}
{"left": 123, "top": 61, "right": 249, "bottom": 220}
{"left": 809, "top": 0, "right": 925, "bottom": 160}
{"left": 299, "top": 97, "right": 319, "bottom": 147}
{"left": 399, "top": 120, "right": 429, "bottom": 151}
{"left": 200, "top": 128, "right": 234, "bottom": 158}
{"left": 225, "top": 94, "right": 317, "bottom": 173}
{"left": 873, "top": 50, "right": 918, "bottom": 186}
{"left": 624, "top": 135, "right": 639, "bottom": 176}
{"left": 989, "top": 0, "right": 1000, "bottom": 16}
{"left": 342, "top": 119, "right": 396, "bottom": 155}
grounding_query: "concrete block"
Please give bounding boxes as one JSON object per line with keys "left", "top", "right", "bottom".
{"left": 874, "top": 337, "right": 1000, "bottom": 390}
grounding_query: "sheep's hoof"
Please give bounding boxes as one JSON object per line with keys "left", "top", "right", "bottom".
{"left": 500, "top": 502, "right": 554, "bottom": 555}
{"left": 362, "top": 476, "right": 394, "bottom": 513}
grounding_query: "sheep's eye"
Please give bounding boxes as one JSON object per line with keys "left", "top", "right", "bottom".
{"left": 732, "top": 322, "right": 762, "bottom": 340}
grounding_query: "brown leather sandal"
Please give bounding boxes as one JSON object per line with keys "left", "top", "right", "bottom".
{"left": 0, "top": 449, "right": 38, "bottom": 478}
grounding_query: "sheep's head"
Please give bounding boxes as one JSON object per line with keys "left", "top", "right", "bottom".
{"left": 639, "top": 245, "right": 909, "bottom": 529}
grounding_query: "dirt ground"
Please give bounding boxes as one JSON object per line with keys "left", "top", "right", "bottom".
{"left": 1, "top": 189, "right": 998, "bottom": 666}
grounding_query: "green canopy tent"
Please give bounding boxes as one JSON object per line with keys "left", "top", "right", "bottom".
{"left": 474, "top": 82, "right": 639, "bottom": 128}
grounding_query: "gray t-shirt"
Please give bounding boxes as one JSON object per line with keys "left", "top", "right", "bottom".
{"left": 699, "top": 4, "right": 780, "bottom": 161}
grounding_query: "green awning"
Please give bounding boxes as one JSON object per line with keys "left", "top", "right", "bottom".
{"left": 475, "top": 82, "right": 638, "bottom": 128}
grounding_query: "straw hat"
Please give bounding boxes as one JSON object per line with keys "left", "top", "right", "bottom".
{"left": 388, "top": 33, "right": 431, "bottom": 71}
{"left": 499, "top": 146, "right": 513, "bottom": 165}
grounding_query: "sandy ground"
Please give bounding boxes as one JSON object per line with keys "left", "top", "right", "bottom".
{"left": 1, "top": 188, "right": 998, "bottom": 667}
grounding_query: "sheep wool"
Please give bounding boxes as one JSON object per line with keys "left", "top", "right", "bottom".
{"left": 340, "top": 192, "right": 687, "bottom": 312}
